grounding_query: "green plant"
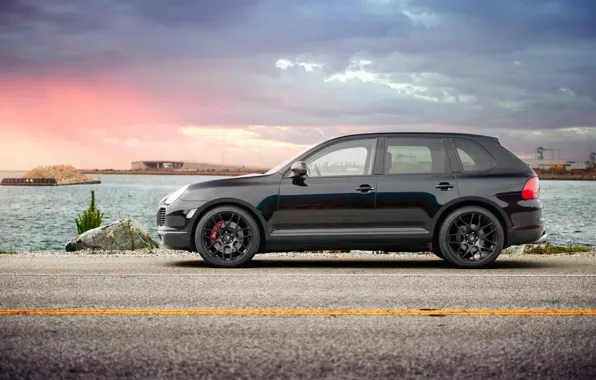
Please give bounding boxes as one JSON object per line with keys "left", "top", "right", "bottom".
{"left": 146, "top": 228, "right": 155, "bottom": 251}
{"left": 525, "top": 242, "right": 592, "bottom": 254}
{"left": 75, "top": 190, "right": 104, "bottom": 234}
{"left": 107, "top": 229, "right": 115, "bottom": 254}
{"left": 119, "top": 218, "right": 136, "bottom": 251}
{"left": 0, "top": 245, "right": 17, "bottom": 254}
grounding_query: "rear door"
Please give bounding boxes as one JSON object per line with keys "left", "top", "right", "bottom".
{"left": 374, "top": 137, "right": 460, "bottom": 240}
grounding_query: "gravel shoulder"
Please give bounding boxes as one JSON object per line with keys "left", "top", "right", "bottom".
{"left": 4, "top": 247, "right": 595, "bottom": 258}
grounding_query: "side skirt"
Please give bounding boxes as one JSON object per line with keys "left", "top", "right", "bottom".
{"left": 266, "top": 228, "right": 432, "bottom": 253}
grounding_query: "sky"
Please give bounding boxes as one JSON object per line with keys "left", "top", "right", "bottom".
{"left": 1, "top": 0, "right": 596, "bottom": 170}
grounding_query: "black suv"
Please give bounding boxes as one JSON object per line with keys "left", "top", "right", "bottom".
{"left": 157, "top": 133, "right": 546, "bottom": 268}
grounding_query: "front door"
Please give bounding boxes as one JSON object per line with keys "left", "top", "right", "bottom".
{"left": 375, "top": 137, "right": 460, "bottom": 241}
{"left": 272, "top": 137, "right": 380, "bottom": 249}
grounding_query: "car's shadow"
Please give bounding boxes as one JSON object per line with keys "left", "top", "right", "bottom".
{"left": 169, "top": 257, "right": 551, "bottom": 270}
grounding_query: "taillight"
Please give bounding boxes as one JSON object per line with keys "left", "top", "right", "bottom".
{"left": 522, "top": 177, "right": 540, "bottom": 200}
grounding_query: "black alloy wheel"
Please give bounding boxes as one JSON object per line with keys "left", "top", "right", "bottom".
{"left": 194, "top": 206, "right": 260, "bottom": 267}
{"left": 438, "top": 206, "right": 504, "bottom": 268}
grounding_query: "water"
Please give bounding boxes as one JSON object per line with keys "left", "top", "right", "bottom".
{"left": 539, "top": 181, "right": 595, "bottom": 247}
{"left": 0, "top": 172, "right": 594, "bottom": 251}
{"left": 0, "top": 172, "right": 222, "bottom": 252}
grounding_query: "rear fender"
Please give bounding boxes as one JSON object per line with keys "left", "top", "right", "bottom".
{"left": 430, "top": 196, "right": 512, "bottom": 237}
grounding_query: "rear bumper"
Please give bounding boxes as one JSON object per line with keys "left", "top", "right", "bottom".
{"left": 505, "top": 198, "right": 547, "bottom": 246}
{"left": 532, "top": 232, "right": 548, "bottom": 244}
{"left": 509, "top": 227, "right": 547, "bottom": 246}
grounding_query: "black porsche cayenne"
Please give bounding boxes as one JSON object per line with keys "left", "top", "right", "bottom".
{"left": 157, "top": 132, "right": 546, "bottom": 268}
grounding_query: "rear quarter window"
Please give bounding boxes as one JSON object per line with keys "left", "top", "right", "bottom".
{"left": 452, "top": 138, "right": 494, "bottom": 172}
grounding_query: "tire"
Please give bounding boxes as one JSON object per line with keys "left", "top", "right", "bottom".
{"left": 194, "top": 206, "right": 261, "bottom": 268}
{"left": 431, "top": 250, "right": 445, "bottom": 260}
{"left": 438, "top": 206, "right": 504, "bottom": 269}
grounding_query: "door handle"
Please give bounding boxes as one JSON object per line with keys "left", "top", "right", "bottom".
{"left": 435, "top": 182, "right": 454, "bottom": 190}
{"left": 356, "top": 185, "right": 375, "bottom": 193}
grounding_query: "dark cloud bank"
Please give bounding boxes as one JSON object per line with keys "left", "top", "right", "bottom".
{"left": 2, "top": 0, "right": 596, "bottom": 158}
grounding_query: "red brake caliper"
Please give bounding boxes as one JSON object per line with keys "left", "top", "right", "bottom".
{"left": 210, "top": 221, "right": 223, "bottom": 244}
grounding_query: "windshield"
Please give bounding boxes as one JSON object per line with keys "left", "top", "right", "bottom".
{"left": 264, "top": 140, "right": 324, "bottom": 175}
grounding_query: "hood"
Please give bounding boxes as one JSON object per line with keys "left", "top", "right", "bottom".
{"left": 233, "top": 173, "right": 266, "bottom": 178}
{"left": 187, "top": 172, "right": 274, "bottom": 191}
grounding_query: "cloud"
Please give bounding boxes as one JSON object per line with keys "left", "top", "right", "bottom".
{"left": 409, "top": 0, "right": 596, "bottom": 45}
{"left": 179, "top": 126, "right": 314, "bottom": 167}
{"left": 1, "top": 0, "right": 596, "bottom": 168}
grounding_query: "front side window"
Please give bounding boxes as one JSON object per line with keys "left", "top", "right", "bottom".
{"left": 452, "top": 138, "right": 494, "bottom": 172}
{"left": 304, "top": 138, "right": 377, "bottom": 177}
{"left": 385, "top": 138, "right": 448, "bottom": 174}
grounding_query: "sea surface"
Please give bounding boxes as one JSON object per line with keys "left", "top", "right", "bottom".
{"left": 0, "top": 172, "right": 594, "bottom": 251}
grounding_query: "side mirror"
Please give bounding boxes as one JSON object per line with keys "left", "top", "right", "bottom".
{"left": 288, "top": 161, "right": 308, "bottom": 178}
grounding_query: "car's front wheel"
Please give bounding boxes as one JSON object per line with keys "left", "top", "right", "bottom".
{"left": 194, "top": 206, "right": 260, "bottom": 268}
{"left": 438, "top": 206, "right": 504, "bottom": 268}
{"left": 431, "top": 250, "right": 445, "bottom": 260}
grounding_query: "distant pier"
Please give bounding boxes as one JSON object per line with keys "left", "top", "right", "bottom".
{"left": 1, "top": 178, "right": 101, "bottom": 186}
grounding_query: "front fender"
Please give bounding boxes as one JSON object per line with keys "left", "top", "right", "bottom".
{"left": 185, "top": 197, "right": 275, "bottom": 247}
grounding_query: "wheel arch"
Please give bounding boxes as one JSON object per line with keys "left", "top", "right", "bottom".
{"left": 189, "top": 198, "right": 268, "bottom": 253}
{"left": 431, "top": 197, "right": 511, "bottom": 250}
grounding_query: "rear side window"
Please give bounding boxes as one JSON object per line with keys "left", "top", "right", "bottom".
{"left": 452, "top": 138, "right": 494, "bottom": 172}
{"left": 385, "top": 138, "right": 449, "bottom": 174}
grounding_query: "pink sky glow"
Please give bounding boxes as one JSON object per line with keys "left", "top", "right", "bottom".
{"left": 0, "top": 75, "right": 315, "bottom": 170}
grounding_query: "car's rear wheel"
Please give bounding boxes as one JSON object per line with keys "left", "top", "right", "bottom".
{"left": 438, "top": 206, "right": 504, "bottom": 268}
{"left": 194, "top": 206, "right": 260, "bottom": 268}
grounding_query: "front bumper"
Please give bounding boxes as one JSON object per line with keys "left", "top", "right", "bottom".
{"left": 158, "top": 226, "right": 192, "bottom": 250}
{"left": 156, "top": 200, "right": 207, "bottom": 251}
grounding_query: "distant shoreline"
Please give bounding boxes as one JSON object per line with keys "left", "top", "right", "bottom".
{"left": 78, "top": 168, "right": 596, "bottom": 180}
{"left": 535, "top": 171, "right": 596, "bottom": 181}
{"left": 3, "top": 168, "right": 593, "bottom": 181}
{"left": 80, "top": 169, "right": 266, "bottom": 176}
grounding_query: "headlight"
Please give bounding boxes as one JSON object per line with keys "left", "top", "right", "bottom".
{"left": 164, "top": 185, "right": 189, "bottom": 205}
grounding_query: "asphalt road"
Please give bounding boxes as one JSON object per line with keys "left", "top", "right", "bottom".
{"left": 1, "top": 254, "right": 595, "bottom": 379}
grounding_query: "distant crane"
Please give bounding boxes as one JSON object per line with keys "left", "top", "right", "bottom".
{"left": 535, "top": 146, "right": 561, "bottom": 160}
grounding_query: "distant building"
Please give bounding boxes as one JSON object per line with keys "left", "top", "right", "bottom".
{"left": 131, "top": 161, "right": 251, "bottom": 171}
{"left": 565, "top": 161, "right": 594, "bottom": 172}
{"left": 523, "top": 159, "right": 594, "bottom": 172}
{"left": 132, "top": 161, "right": 185, "bottom": 170}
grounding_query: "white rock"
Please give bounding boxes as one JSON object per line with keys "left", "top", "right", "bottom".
{"left": 65, "top": 219, "right": 158, "bottom": 252}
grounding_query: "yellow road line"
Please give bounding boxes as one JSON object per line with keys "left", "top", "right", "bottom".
{"left": 0, "top": 309, "right": 595, "bottom": 316}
